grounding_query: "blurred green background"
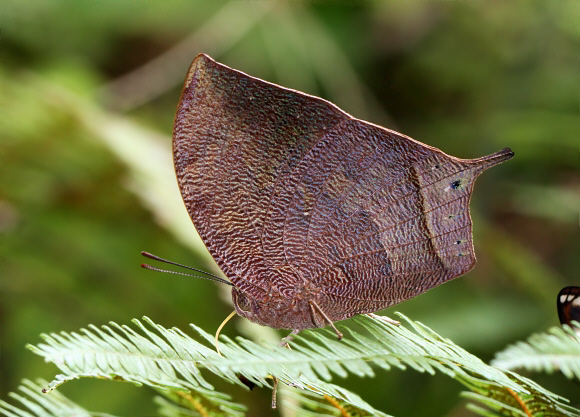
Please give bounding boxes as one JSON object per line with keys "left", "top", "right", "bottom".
{"left": 1, "top": 1, "right": 579, "bottom": 416}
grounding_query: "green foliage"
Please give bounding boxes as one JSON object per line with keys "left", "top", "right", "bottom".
{"left": 152, "top": 388, "right": 245, "bottom": 417}
{"left": 2, "top": 1, "right": 579, "bottom": 415}
{"left": 492, "top": 323, "right": 580, "bottom": 381}
{"left": 0, "top": 379, "right": 117, "bottom": 417}
{"left": 1, "top": 314, "right": 578, "bottom": 417}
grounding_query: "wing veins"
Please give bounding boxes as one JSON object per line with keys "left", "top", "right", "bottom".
{"left": 310, "top": 222, "right": 473, "bottom": 285}
{"left": 303, "top": 153, "right": 434, "bottom": 253}
{"left": 324, "top": 252, "right": 472, "bottom": 303}
{"left": 345, "top": 190, "right": 469, "bottom": 251}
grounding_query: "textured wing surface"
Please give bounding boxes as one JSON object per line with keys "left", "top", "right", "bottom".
{"left": 173, "top": 54, "right": 347, "bottom": 297}
{"left": 174, "top": 54, "right": 512, "bottom": 314}
{"left": 263, "top": 115, "right": 504, "bottom": 317}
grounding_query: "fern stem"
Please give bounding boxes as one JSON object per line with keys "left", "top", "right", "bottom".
{"left": 324, "top": 394, "right": 351, "bottom": 417}
{"left": 176, "top": 390, "right": 209, "bottom": 417}
{"left": 506, "top": 387, "right": 532, "bottom": 417}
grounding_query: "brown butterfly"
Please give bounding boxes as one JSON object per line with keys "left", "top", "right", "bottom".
{"left": 557, "top": 286, "right": 580, "bottom": 330}
{"left": 169, "top": 53, "right": 513, "bottom": 337}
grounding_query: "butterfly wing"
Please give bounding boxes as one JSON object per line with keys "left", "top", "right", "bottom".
{"left": 557, "top": 286, "right": 580, "bottom": 327}
{"left": 174, "top": 54, "right": 512, "bottom": 320}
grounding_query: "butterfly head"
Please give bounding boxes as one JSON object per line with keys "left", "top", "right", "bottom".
{"left": 231, "top": 286, "right": 313, "bottom": 330}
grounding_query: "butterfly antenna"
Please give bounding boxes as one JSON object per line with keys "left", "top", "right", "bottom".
{"left": 141, "top": 251, "right": 233, "bottom": 286}
{"left": 142, "top": 251, "right": 223, "bottom": 278}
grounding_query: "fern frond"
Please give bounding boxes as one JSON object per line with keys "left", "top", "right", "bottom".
{"left": 280, "top": 385, "right": 375, "bottom": 417}
{"left": 460, "top": 371, "right": 580, "bottom": 417}
{"left": 26, "top": 318, "right": 247, "bottom": 416}
{"left": 154, "top": 396, "right": 194, "bottom": 417}
{"left": 0, "top": 379, "right": 117, "bottom": 417}
{"left": 26, "top": 314, "right": 580, "bottom": 416}
{"left": 492, "top": 323, "right": 580, "bottom": 380}
{"left": 26, "top": 316, "right": 387, "bottom": 415}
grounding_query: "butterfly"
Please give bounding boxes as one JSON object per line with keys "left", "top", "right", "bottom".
{"left": 169, "top": 53, "right": 513, "bottom": 337}
{"left": 557, "top": 286, "right": 580, "bottom": 331}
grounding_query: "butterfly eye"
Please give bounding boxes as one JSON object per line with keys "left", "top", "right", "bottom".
{"left": 235, "top": 291, "right": 252, "bottom": 313}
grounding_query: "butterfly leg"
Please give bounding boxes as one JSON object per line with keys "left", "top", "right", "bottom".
{"left": 271, "top": 377, "right": 279, "bottom": 409}
{"left": 271, "top": 329, "right": 299, "bottom": 408}
{"left": 366, "top": 313, "right": 400, "bottom": 326}
{"left": 309, "top": 300, "right": 343, "bottom": 340}
{"left": 279, "top": 329, "right": 299, "bottom": 347}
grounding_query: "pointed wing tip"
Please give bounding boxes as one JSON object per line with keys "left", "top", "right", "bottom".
{"left": 500, "top": 147, "right": 514, "bottom": 160}
{"left": 488, "top": 147, "right": 514, "bottom": 164}
{"left": 470, "top": 147, "right": 514, "bottom": 172}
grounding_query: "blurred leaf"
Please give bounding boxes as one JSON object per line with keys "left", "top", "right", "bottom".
{"left": 0, "top": 379, "right": 117, "bottom": 417}
{"left": 507, "top": 184, "right": 580, "bottom": 224}
{"left": 481, "top": 225, "right": 564, "bottom": 313}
